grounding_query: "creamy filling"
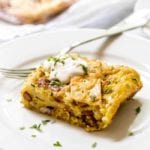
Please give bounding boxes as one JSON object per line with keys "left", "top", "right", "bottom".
{"left": 90, "top": 84, "right": 101, "bottom": 99}
{"left": 43, "top": 55, "right": 88, "bottom": 83}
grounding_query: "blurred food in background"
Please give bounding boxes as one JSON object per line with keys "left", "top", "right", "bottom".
{"left": 0, "top": 0, "right": 78, "bottom": 24}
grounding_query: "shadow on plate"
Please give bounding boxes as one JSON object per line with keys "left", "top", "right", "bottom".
{"left": 90, "top": 99, "right": 142, "bottom": 141}
{"left": 95, "top": 34, "right": 121, "bottom": 58}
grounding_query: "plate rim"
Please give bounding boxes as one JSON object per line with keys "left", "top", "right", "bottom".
{"left": 0, "top": 28, "right": 150, "bottom": 50}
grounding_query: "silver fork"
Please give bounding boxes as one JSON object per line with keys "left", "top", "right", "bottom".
{"left": 1, "top": 9, "right": 150, "bottom": 79}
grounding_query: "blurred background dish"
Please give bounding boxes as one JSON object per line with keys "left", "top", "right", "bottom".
{"left": 0, "top": 0, "right": 78, "bottom": 24}
{"left": 0, "top": 0, "right": 136, "bottom": 42}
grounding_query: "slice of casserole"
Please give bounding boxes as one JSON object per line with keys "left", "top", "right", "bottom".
{"left": 21, "top": 54, "right": 142, "bottom": 131}
{"left": 0, "top": 0, "right": 77, "bottom": 24}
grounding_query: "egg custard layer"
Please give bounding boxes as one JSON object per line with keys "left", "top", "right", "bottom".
{"left": 21, "top": 54, "right": 142, "bottom": 131}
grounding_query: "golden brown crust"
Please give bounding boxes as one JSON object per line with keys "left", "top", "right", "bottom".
{"left": 0, "top": 0, "right": 78, "bottom": 24}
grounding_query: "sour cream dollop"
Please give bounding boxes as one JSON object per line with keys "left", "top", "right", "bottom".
{"left": 43, "top": 55, "right": 88, "bottom": 83}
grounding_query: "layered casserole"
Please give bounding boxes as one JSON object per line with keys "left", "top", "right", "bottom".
{"left": 21, "top": 54, "right": 142, "bottom": 131}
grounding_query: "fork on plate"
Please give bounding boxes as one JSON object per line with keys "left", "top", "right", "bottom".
{"left": 1, "top": 9, "right": 150, "bottom": 79}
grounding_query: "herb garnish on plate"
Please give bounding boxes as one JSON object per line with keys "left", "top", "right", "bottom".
{"left": 135, "top": 106, "right": 141, "bottom": 115}
{"left": 53, "top": 141, "right": 62, "bottom": 147}
{"left": 30, "top": 123, "right": 42, "bottom": 132}
{"left": 92, "top": 142, "right": 97, "bottom": 148}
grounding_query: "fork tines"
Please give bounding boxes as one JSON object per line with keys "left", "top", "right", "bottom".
{"left": 0, "top": 67, "right": 35, "bottom": 79}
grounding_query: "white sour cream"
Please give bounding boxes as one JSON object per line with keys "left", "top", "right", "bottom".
{"left": 43, "top": 55, "right": 88, "bottom": 83}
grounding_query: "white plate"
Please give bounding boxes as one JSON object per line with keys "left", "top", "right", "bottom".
{"left": 0, "top": 29, "right": 150, "bottom": 150}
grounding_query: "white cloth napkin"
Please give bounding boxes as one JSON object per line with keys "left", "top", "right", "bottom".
{"left": 0, "top": 0, "right": 136, "bottom": 42}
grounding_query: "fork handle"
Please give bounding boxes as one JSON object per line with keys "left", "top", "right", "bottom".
{"left": 59, "top": 12, "right": 148, "bottom": 55}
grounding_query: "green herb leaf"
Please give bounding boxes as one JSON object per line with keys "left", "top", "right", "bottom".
{"left": 20, "top": 126, "right": 25, "bottom": 130}
{"left": 92, "top": 142, "right": 97, "bottom": 148}
{"left": 48, "top": 56, "right": 65, "bottom": 66}
{"left": 53, "top": 141, "right": 62, "bottom": 147}
{"left": 31, "top": 84, "right": 35, "bottom": 87}
{"left": 47, "top": 56, "right": 53, "bottom": 62}
{"left": 80, "top": 64, "right": 88, "bottom": 75}
{"left": 90, "top": 95, "right": 96, "bottom": 101}
{"left": 135, "top": 106, "right": 141, "bottom": 115}
{"left": 102, "top": 87, "right": 112, "bottom": 94}
{"left": 42, "top": 120, "right": 50, "bottom": 125}
{"left": 31, "top": 134, "right": 36, "bottom": 138}
{"left": 30, "top": 123, "right": 42, "bottom": 132}
{"left": 50, "top": 79, "right": 62, "bottom": 87}
{"left": 128, "top": 132, "right": 134, "bottom": 136}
